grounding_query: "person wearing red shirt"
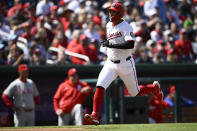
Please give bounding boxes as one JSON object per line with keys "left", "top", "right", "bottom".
{"left": 7, "top": 0, "right": 23, "bottom": 19}
{"left": 135, "top": 20, "right": 151, "bottom": 43}
{"left": 71, "top": 34, "right": 98, "bottom": 65}
{"left": 124, "top": 83, "right": 169, "bottom": 123}
{"left": 51, "top": 28, "right": 68, "bottom": 49}
{"left": 59, "top": 7, "right": 74, "bottom": 33}
{"left": 21, "top": 23, "right": 32, "bottom": 41}
{"left": 174, "top": 29, "right": 194, "bottom": 61}
{"left": 53, "top": 68, "right": 93, "bottom": 126}
{"left": 148, "top": 94, "right": 170, "bottom": 123}
{"left": 67, "top": 30, "right": 81, "bottom": 51}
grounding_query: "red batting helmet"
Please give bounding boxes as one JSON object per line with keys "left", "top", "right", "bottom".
{"left": 108, "top": 2, "right": 125, "bottom": 21}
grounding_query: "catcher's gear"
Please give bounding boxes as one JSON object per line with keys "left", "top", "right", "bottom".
{"left": 108, "top": 2, "right": 124, "bottom": 21}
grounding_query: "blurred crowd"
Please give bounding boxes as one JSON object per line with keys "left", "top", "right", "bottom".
{"left": 1, "top": 0, "right": 197, "bottom": 66}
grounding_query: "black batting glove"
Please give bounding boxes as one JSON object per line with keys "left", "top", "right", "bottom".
{"left": 101, "top": 40, "right": 111, "bottom": 47}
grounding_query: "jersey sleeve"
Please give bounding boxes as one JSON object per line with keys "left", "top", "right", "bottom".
{"left": 3, "top": 82, "right": 16, "bottom": 97}
{"left": 124, "top": 24, "right": 136, "bottom": 42}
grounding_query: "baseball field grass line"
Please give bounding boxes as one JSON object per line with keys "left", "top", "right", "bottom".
{"left": 0, "top": 123, "right": 197, "bottom": 131}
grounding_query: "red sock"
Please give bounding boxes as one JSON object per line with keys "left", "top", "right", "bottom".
{"left": 137, "top": 84, "right": 154, "bottom": 96}
{"left": 93, "top": 87, "right": 105, "bottom": 115}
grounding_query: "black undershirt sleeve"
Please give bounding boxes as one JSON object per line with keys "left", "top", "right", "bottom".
{"left": 102, "top": 40, "right": 135, "bottom": 49}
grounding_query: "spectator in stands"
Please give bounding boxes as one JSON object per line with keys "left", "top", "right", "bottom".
{"left": 1, "top": 64, "right": 40, "bottom": 126}
{"left": 136, "top": 47, "right": 153, "bottom": 63}
{"left": 53, "top": 68, "right": 93, "bottom": 126}
{"left": 50, "top": 5, "right": 59, "bottom": 21}
{"left": 7, "top": 0, "right": 23, "bottom": 19}
{"left": 164, "top": 85, "right": 195, "bottom": 107}
{"left": 192, "top": 34, "right": 197, "bottom": 63}
{"left": 154, "top": 40, "right": 166, "bottom": 60}
{"left": 51, "top": 24, "right": 68, "bottom": 49}
{"left": 135, "top": 20, "right": 151, "bottom": 44}
{"left": 150, "top": 22, "right": 165, "bottom": 42}
{"left": 164, "top": 34, "right": 179, "bottom": 63}
{"left": 183, "top": 19, "right": 195, "bottom": 41}
{"left": 164, "top": 0, "right": 182, "bottom": 28}
{"left": 0, "top": 17, "right": 10, "bottom": 42}
{"left": 129, "top": 7, "right": 143, "bottom": 34}
{"left": 57, "top": 49, "right": 71, "bottom": 65}
{"left": 178, "top": 0, "right": 191, "bottom": 19}
{"left": 36, "top": 0, "right": 54, "bottom": 16}
{"left": 0, "top": 41, "right": 7, "bottom": 65}
{"left": 30, "top": 47, "right": 45, "bottom": 65}
{"left": 7, "top": 44, "right": 26, "bottom": 66}
{"left": 71, "top": 34, "right": 98, "bottom": 65}
{"left": 84, "top": 21, "right": 102, "bottom": 43}
{"left": 59, "top": 4, "right": 74, "bottom": 33}
{"left": 34, "top": 28, "right": 50, "bottom": 50}
{"left": 21, "top": 22, "right": 33, "bottom": 41}
{"left": 1, "top": 0, "right": 197, "bottom": 64}
{"left": 67, "top": 29, "right": 81, "bottom": 51}
{"left": 146, "top": 39, "right": 156, "bottom": 59}
{"left": 174, "top": 29, "right": 195, "bottom": 62}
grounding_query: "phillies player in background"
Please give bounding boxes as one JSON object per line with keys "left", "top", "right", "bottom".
{"left": 1, "top": 64, "right": 40, "bottom": 127}
{"left": 84, "top": 2, "right": 163, "bottom": 125}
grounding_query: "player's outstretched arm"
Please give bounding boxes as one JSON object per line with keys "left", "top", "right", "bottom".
{"left": 102, "top": 40, "right": 135, "bottom": 49}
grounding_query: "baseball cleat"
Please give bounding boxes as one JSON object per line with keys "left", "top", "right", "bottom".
{"left": 153, "top": 81, "right": 163, "bottom": 101}
{"left": 84, "top": 113, "right": 99, "bottom": 125}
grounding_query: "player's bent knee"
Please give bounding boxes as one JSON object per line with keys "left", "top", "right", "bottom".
{"left": 75, "top": 104, "right": 82, "bottom": 109}
{"left": 96, "top": 86, "right": 105, "bottom": 89}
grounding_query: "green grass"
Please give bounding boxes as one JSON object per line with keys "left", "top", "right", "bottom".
{"left": 1, "top": 123, "right": 197, "bottom": 131}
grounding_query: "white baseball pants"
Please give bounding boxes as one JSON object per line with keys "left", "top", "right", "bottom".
{"left": 97, "top": 57, "right": 140, "bottom": 96}
{"left": 14, "top": 109, "right": 35, "bottom": 127}
{"left": 58, "top": 104, "right": 83, "bottom": 126}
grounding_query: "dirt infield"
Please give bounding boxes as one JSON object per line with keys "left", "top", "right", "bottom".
{"left": 0, "top": 128, "right": 95, "bottom": 131}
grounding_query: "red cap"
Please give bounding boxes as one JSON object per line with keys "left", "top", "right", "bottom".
{"left": 167, "top": 49, "right": 174, "bottom": 55}
{"left": 179, "top": 29, "right": 186, "bottom": 34}
{"left": 139, "top": 1, "right": 144, "bottom": 7}
{"left": 193, "top": 0, "right": 197, "bottom": 3}
{"left": 23, "top": 3, "right": 30, "bottom": 9}
{"left": 59, "top": 0, "right": 67, "bottom": 6}
{"left": 68, "top": 68, "right": 77, "bottom": 76}
{"left": 50, "top": 5, "right": 58, "bottom": 11}
{"left": 18, "top": 64, "right": 29, "bottom": 72}
{"left": 15, "top": 4, "right": 23, "bottom": 10}
{"left": 170, "top": 85, "right": 175, "bottom": 94}
{"left": 163, "top": 0, "right": 170, "bottom": 3}
{"left": 93, "top": 16, "right": 101, "bottom": 25}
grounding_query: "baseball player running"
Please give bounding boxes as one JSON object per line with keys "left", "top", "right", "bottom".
{"left": 84, "top": 2, "right": 163, "bottom": 125}
{"left": 1, "top": 64, "right": 40, "bottom": 127}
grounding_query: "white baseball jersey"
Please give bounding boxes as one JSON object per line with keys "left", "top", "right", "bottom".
{"left": 3, "top": 78, "right": 39, "bottom": 109}
{"left": 97, "top": 20, "right": 140, "bottom": 96}
{"left": 106, "top": 20, "right": 135, "bottom": 60}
